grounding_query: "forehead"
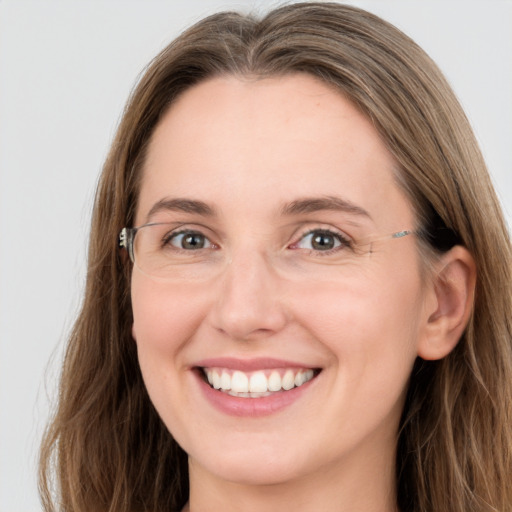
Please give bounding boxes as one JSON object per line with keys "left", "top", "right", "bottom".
{"left": 136, "top": 74, "right": 414, "bottom": 229}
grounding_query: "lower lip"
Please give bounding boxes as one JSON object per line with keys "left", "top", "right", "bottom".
{"left": 194, "top": 370, "right": 318, "bottom": 417}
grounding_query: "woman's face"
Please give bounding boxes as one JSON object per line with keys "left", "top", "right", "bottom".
{"left": 131, "top": 74, "right": 432, "bottom": 487}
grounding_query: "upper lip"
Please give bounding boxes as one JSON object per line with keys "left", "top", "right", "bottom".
{"left": 194, "top": 357, "right": 318, "bottom": 372}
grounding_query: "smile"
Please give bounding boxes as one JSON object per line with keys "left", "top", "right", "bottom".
{"left": 201, "top": 367, "right": 317, "bottom": 397}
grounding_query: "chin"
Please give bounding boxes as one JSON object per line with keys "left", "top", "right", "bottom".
{"left": 188, "top": 439, "right": 313, "bottom": 487}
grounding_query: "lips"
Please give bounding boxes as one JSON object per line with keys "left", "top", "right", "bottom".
{"left": 193, "top": 360, "right": 320, "bottom": 416}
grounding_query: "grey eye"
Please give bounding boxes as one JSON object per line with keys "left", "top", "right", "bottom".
{"left": 296, "top": 230, "right": 347, "bottom": 251}
{"left": 169, "top": 231, "right": 212, "bottom": 250}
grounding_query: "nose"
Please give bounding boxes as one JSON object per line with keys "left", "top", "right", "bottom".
{"left": 208, "top": 249, "right": 289, "bottom": 341}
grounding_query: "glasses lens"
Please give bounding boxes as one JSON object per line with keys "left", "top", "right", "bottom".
{"left": 130, "top": 224, "right": 414, "bottom": 280}
{"left": 133, "top": 224, "right": 169, "bottom": 277}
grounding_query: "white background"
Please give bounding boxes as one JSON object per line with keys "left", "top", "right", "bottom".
{"left": 0, "top": 1, "right": 511, "bottom": 510}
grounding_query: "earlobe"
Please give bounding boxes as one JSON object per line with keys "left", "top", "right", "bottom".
{"left": 417, "top": 246, "right": 476, "bottom": 361}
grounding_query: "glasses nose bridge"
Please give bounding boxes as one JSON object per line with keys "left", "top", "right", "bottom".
{"left": 210, "top": 244, "right": 288, "bottom": 340}
{"left": 223, "top": 242, "right": 281, "bottom": 296}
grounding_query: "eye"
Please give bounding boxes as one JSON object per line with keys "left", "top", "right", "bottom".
{"left": 293, "top": 229, "right": 350, "bottom": 252}
{"left": 166, "top": 231, "right": 213, "bottom": 250}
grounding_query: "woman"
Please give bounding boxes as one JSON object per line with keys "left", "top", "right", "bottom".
{"left": 39, "top": 3, "right": 512, "bottom": 511}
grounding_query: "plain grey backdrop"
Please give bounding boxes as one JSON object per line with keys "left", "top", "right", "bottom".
{"left": 1, "top": 1, "right": 511, "bottom": 510}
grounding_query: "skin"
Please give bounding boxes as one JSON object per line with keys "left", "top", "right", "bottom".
{"left": 131, "top": 74, "right": 475, "bottom": 512}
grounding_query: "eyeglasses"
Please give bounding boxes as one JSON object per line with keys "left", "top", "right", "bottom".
{"left": 119, "top": 222, "right": 415, "bottom": 281}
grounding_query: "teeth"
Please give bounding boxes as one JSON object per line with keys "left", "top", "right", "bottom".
{"left": 295, "top": 369, "right": 314, "bottom": 387}
{"left": 231, "top": 371, "right": 249, "bottom": 393}
{"left": 203, "top": 367, "right": 316, "bottom": 396}
{"left": 268, "top": 371, "right": 281, "bottom": 392}
{"left": 212, "top": 370, "right": 221, "bottom": 389}
{"left": 220, "top": 371, "right": 231, "bottom": 390}
{"left": 282, "top": 370, "right": 295, "bottom": 390}
{"left": 249, "top": 372, "right": 268, "bottom": 393}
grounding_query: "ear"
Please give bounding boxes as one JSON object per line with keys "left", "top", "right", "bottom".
{"left": 418, "top": 246, "right": 476, "bottom": 360}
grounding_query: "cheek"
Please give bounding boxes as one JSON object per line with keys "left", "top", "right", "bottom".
{"left": 132, "top": 274, "right": 202, "bottom": 349}
{"left": 292, "top": 259, "right": 426, "bottom": 380}
{"left": 130, "top": 274, "right": 210, "bottom": 437}
{"left": 298, "top": 271, "right": 423, "bottom": 338}
{"left": 130, "top": 273, "right": 209, "bottom": 397}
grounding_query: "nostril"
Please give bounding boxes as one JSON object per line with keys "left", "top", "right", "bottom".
{"left": 210, "top": 298, "right": 289, "bottom": 341}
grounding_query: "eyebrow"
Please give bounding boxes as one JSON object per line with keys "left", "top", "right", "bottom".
{"left": 146, "top": 197, "right": 217, "bottom": 222}
{"left": 145, "top": 194, "right": 371, "bottom": 223}
{"left": 281, "top": 195, "right": 372, "bottom": 219}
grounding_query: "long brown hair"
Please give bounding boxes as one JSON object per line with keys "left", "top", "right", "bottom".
{"left": 39, "top": 3, "right": 512, "bottom": 511}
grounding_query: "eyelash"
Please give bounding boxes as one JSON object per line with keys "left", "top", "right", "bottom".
{"left": 288, "top": 228, "right": 353, "bottom": 255}
{"left": 161, "top": 230, "right": 215, "bottom": 251}
{"left": 161, "top": 227, "right": 353, "bottom": 255}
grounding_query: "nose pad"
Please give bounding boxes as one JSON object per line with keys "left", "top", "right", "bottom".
{"left": 209, "top": 252, "right": 288, "bottom": 341}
